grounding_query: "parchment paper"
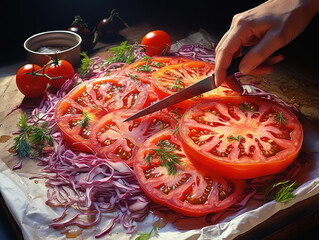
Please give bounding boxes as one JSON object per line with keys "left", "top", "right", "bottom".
{"left": 1, "top": 30, "right": 319, "bottom": 240}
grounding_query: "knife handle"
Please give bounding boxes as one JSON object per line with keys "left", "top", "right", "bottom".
{"left": 226, "top": 47, "right": 280, "bottom": 76}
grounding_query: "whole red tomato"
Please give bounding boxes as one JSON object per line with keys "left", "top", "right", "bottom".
{"left": 141, "top": 30, "right": 171, "bottom": 56}
{"left": 44, "top": 59, "right": 74, "bottom": 88}
{"left": 16, "top": 64, "right": 48, "bottom": 98}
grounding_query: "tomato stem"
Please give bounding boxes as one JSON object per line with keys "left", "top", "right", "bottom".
{"left": 71, "top": 15, "right": 89, "bottom": 28}
{"left": 24, "top": 55, "right": 69, "bottom": 81}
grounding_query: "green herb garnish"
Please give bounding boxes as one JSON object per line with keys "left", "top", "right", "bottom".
{"left": 78, "top": 111, "right": 91, "bottom": 128}
{"left": 13, "top": 113, "right": 53, "bottom": 158}
{"left": 228, "top": 135, "right": 243, "bottom": 143}
{"left": 275, "top": 112, "right": 286, "bottom": 127}
{"left": 103, "top": 41, "right": 137, "bottom": 67}
{"left": 150, "top": 61, "right": 164, "bottom": 68}
{"left": 145, "top": 139, "right": 183, "bottom": 175}
{"left": 265, "top": 180, "right": 297, "bottom": 204}
{"left": 135, "top": 226, "right": 158, "bottom": 240}
{"left": 171, "top": 78, "right": 184, "bottom": 91}
{"left": 136, "top": 56, "right": 152, "bottom": 72}
{"left": 79, "top": 52, "right": 93, "bottom": 77}
{"left": 127, "top": 73, "right": 138, "bottom": 81}
{"left": 239, "top": 102, "right": 258, "bottom": 112}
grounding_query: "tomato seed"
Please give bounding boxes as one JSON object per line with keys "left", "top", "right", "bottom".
{"left": 218, "top": 182, "right": 234, "bottom": 201}
{"left": 184, "top": 176, "right": 214, "bottom": 205}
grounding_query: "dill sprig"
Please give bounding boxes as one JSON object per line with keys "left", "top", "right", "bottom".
{"left": 275, "top": 112, "right": 286, "bottom": 127}
{"left": 171, "top": 78, "right": 184, "bottom": 91}
{"left": 145, "top": 139, "right": 183, "bottom": 175}
{"left": 136, "top": 56, "right": 152, "bottom": 72}
{"left": 13, "top": 113, "right": 53, "bottom": 159}
{"left": 265, "top": 180, "right": 297, "bottom": 204}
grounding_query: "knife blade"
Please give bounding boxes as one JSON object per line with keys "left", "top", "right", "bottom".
{"left": 124, "top": 52, "right": 246, "bottom": 122}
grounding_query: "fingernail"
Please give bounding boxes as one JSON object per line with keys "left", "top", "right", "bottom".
{"left": 239, "top": 62, "right": 252, "bottom": 74}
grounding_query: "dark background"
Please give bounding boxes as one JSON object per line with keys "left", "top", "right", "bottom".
{"left": 1, "top": 0, "right": 319, "bottom": 68}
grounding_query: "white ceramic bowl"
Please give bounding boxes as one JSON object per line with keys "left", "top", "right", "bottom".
{"left": 24, "top": 30, "right": 82, "bottom": 67}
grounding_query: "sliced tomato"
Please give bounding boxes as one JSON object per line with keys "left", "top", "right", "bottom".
{"left": 125, "top": 56, "right": 192, "bottom": 84}
{"left": 133, "top": 129, "right": 245, "bottom": 217}
{"left": 179, "top": 96, "right": 303, "bottom": 179}
{"left": 55, "top": 76, "right": 150, "bottom": 152}
{"left": 151, "top": 60, "right": 238, "bottom": 109}
{"left": 89, "top": 111, "right": 178, "bottom": 167}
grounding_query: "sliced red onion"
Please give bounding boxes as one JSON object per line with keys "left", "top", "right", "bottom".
{"left": 170, "top": 43, "right": 216, "bottom": 62}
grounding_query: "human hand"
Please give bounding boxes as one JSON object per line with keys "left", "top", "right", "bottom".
{"left": 214, "top": 0, "right": 319, "bottom": 87}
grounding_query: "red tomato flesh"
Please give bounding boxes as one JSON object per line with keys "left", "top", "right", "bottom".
{"left": 179, "top": 96, "right": 303, "bottom": 179}
{"left": 55, "top": 76, "right": 150, "bottom": 152}
{"left": 152, "top": 61, "right": 238, "bottom": 109}
{"left": 133, "top": 129, "right": 245, "bottom": 217}
{"left": 90, "top": 111, "right": 178, "bottom": 167}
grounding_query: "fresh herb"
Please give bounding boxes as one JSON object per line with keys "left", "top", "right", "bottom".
{"left": 78, "top": 111, "right": 90, "bottom": 128}
{"left": 127, "top": 73, "right": 138, "bottom": 81}
{"left": 79, "top": 52, "right": 93, "bottom": 77}
{"left": 239, "top": 102, "right": 258, "bottom": 112}
{"left": 103, "top": 41, "right": 137, "bottom": 67}
{"left": 171, "top": 78, "right": 184, "bottom": 91}
{"left": 137, "top": 56, "right": 152, "bottom": 72}
{"left": 150, "top": 61, "right": 164, "bottom": 68}
{"left": 145, "top": 139, "right": 183, "bottom": 175}
{"left": 275, "top": 112, "right": 286, "bottom": 127}
{"left": 228, "top": 135, "right": 243, "bottom": 143}
{"left": 135, "top": 226, "right": 158, "bottom": 240}
{"left": 171, "top": 125, "right": 180, "bottom": 136}
{"left": 265, "top": 180, "right": 297, "bottom": 204}
{"left": 13, "top": 113, "right": 53, "bottom": 159}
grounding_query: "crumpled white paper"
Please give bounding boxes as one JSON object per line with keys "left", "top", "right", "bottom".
{"left": 1, "top": 30, "right": 319, "bottom": 240}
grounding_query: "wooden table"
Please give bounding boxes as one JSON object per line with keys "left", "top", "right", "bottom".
{"left": 1, "top": 23, "right": 319, "bottom": 239}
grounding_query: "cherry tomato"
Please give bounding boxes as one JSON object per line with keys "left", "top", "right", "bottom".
{"left": 55, "top": 76, "right": 150, "bottom": 152}
{"left": 133, "top": 129, "right": 245, "bottom": 217}
{"left": 89, "top": 111, "right": 177, "bottom": 167}
{"left": 141, "top": 30, "right": 171, "bottom": 56}
{"left": 44, "top": 59, "right": 74, "bottom": 88}
{"left": 179, "top": 96, "right": 303, "bottom": 179}
{"left": 16, "top": 64, "right": 47, "bottom": 98}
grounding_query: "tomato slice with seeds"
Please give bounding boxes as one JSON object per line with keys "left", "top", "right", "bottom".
{"left": 133, "top": 129, "right": 245, "bottom": 217}
{"left": 89, "top": 111, "right": 178, "bottom": 167}
{"left": 179, "top": 96, "right": 303, "bottom": 179}
{"left": 152, "top": 61, "right": 238, "bottom": 109}
{"left": 125, "top": 56, "right": 192, "bottom": 84}
{"left": 55, "top": 77, "right": 150, "bottom": 152}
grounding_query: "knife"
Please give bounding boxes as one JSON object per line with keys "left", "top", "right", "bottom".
{"left": 124, "top": 52, "right": 246, "bottom": 122}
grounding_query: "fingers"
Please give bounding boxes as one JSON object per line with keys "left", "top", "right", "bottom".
{"left": 215, "top": 29, "right": 243, "bottom": 87}
{"left": 238, "top": 30, "right": 284, "bottom": 74}
{"left": 246, "top": 54, "right": 284, "bottom": 75}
